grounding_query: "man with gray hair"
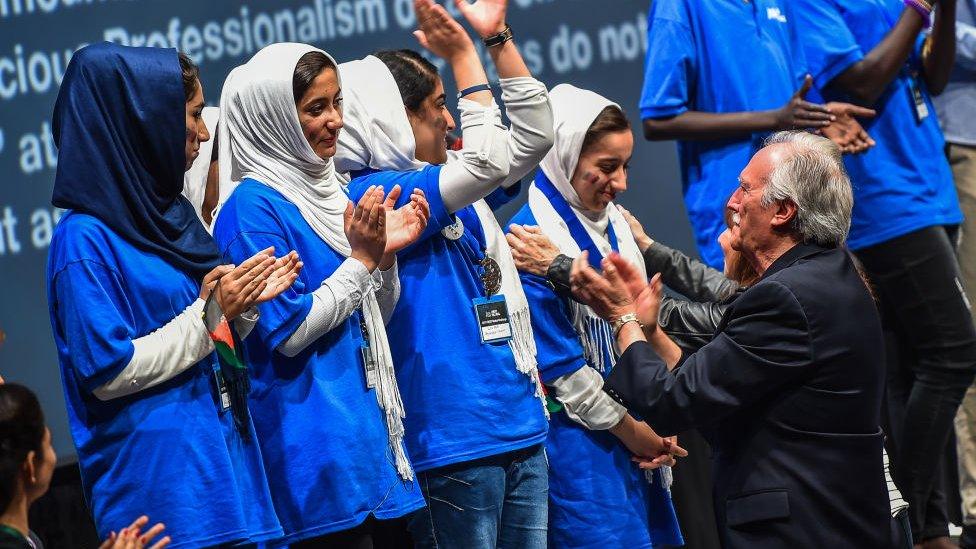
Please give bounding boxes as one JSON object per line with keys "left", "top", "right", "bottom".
{"left": 570, "top": 131, "right": 892, "bottom": 547}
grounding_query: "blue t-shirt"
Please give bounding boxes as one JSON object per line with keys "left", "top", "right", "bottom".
{"left": 46, "top": 212, "right": 282, "bottom": 548}
{"left": 211, "top": 180, "right": 424, "bottom": 543}
{"left": 639, "top": 0, "right": 807, "bottom": 268}
{"left": 346, "top": 168, "right": 548, "bottom": 472}
{"left": 792, "top": 0, "right": 962, "bottom": 249}
{"left": 508, "top": 204, "right": 683, "bottom": 549}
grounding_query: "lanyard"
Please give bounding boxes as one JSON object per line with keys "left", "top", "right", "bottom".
{"left": 534, "top": 171, "right": 619, "bottom": 271}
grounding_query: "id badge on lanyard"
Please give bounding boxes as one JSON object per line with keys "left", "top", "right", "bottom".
{"left": 358, "top": 310, "right": 377, "bottom": 389}
{"left": 203, "top": 279, "right": 231, "bottom": 412}
{"left": 473, "top": 295, "right": 513, "bottom": 344}
{"left": 908, "top": 72, "right": 929, "bottom": 122}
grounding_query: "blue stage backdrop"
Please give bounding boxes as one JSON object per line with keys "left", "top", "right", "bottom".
{"left": 0, "top": 0, "right": 695, "bottom": 459}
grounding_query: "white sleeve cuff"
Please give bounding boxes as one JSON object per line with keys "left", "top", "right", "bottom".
{"left": 550, "top": 366, "right": 628, "bottom": 431}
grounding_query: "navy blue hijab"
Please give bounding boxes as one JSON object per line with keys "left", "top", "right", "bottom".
{"left": 52, "top": 42, "right": 220, "bottom": 280}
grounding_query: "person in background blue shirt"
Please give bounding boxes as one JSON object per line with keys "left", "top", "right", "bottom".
{"left": 508, "top": 84, "right": 684, "bottom": 549}
{"left": 933, "top": 1, "right": 976, "bottom": 546}
{"left": 46, "top": 43, "right": 298, "bottom": 547}
{"left": 791, "top": 0, "right": 976, "bottom": 546}
{"left": 640, "top": 0, "right": 876, "bottom": 269}
{"left": 336, "top": 1, "right": 555, "bottom": 546}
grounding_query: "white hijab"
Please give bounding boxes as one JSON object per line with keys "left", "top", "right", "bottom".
{"left": 529, "top": 83, "right": 646, "bottom": 373}
{"left": 335, "top": 55, "right": 545, "bottom": 409}
{"left": 182, "top": 106, "right": 220, "bottom": 231}
{"left": 218, "top": 43, "right": 413, "bottom": 480}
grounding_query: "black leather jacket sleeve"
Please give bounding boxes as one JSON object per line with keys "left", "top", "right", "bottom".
{"left": 643, "top": 242, "right": 738, "bottom": 302}
{"left": 546, "top": 254, "right": 575, "bottom": 298}
{"left": 544, "top": 246, "right": 743, "bottom": 354}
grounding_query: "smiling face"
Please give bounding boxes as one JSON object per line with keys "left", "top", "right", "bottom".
{"left": 726, "top": 146, "right": 779, "bottom": 253}
{"left": 407, "top": 77, "right": 455, "bottom": 165}
{"left": 184, "top": 79, "right": 210, "bottom": 171}
{"left": 296, "top": 67, "right": 343, "bottom": 160}
{"left": 570, "top": 130, "right": 634, "bottom": 212}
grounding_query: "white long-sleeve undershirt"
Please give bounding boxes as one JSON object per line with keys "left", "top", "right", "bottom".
{"left": 93, "top": 300, "right": 259, "bottom": 401}
{"left": 276, "top": 258, "right": 399, "bottom": 357}
{"left": 549, "top": 365, "right": 628, "bottom": 431}
{"left": 441, "top": 77, "right": 554, "bottom": 212}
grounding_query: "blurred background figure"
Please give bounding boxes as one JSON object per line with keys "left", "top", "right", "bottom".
{"left": 933, "top": 1, "right": 976, "bottom": 546}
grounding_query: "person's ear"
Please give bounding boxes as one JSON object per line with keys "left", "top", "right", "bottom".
{"left": 770, "top": 199, "right": 798, "bottom": 229}
{"left": 23, "top": 450, "right": 37, "bottom": 485}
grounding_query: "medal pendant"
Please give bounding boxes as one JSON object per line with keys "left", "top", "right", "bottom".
{"left": 481, "top": 255, "right": 502, "bottom": 296}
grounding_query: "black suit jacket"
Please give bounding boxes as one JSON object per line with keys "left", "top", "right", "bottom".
{"left": 605, "top": 243, "right": 890, "bottom": 548}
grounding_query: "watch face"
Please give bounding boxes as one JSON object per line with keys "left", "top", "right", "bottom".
{"left": 481, "top": 256, "right": 502, "bottom": 296}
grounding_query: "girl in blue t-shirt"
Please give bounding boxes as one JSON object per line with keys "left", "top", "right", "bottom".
{"left": 212, "top": 42, "right": 431, "bottom": 546}
{"left": 508, "top": 84, "right": 683, "bottom": 548}
{"left": 334, "top": 1, "right": 555, "bottom": 546}
{"left": 47, "top": 43, "right": 300, "bottom": 547}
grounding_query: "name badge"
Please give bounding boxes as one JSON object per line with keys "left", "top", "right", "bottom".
{"left": 473, "top": 295, "right": 513, "bottom": 344}
{"left": 361, "top": 342, "right": 378, "bottom": 389}
{"left": 359, "top": 314, "right": 378, "bottom": 389}
{"left": 909, "top": 75, "right": 929, "bottom": 122}
{"left": 213, "top": 369, "right": 231, "bottom": 412}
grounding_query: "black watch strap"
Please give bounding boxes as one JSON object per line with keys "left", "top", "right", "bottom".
{"left": 546, "top": 254, "right": 574, "bottom": 296}
{"left": 483, "top": 25, "right": 513, "bottom": 48}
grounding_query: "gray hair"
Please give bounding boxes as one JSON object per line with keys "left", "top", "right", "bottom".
{"left": 760, "top": 131, "right": 853, "bottom": 247}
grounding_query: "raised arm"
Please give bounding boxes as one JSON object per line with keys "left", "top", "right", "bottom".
{"left": 455, "top": 0, "right": 555, "bottom": 187}
{"left": 413, "top": 0, "right": 513, "bottom": 212}
{"left": 806, "top": 2, "right": 936, "bottom": 105}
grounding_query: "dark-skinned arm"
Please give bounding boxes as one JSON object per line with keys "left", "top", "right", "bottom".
{"left": 923, "top": 1, "right": 958, "bottom": 95}
{"left": 643, "top": 76, "right": 833, "bottom": 141}
{"left": 826, "top": 7, "right": 934, "bottom": 104}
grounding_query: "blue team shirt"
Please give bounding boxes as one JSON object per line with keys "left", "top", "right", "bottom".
{"left": 211, "top": 180, "right": 424, "bottom": 542}
{"left": 508, "top": 204, "right": 683, "bottom": 549}
{"left": 639, "top": 0, "right": 807, "bottom": 268}
{"left": 47, "top": 212, "right": 282, "bottom": 548}
{"left": 792, "top": 0, "right": 962, "bottom": 249}
{"left": 346, "top": 168, "right": 548, "bottom": 472}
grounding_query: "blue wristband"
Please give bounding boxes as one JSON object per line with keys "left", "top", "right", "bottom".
{"left": 457, "top": 83, "right": 492, "bottom": 100}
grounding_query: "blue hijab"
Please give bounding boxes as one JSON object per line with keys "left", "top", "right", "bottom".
{"left": 52, "top": 42, "right": 220, "bottom": 280}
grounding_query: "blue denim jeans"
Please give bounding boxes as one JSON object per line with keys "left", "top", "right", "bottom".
{"left": 408, "top": 444, "right": 548, "bottom": 549}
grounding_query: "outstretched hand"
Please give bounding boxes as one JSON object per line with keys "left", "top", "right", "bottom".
{"left": 454, "top": 0, "right": 508, "bottom": 38}
{"left": 413, "top": 0, "right": 475, "bottom": 61}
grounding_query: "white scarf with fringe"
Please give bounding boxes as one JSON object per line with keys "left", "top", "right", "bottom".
{"left": 530, "top": 83, "right": 668, "bottom": 485}
{"left": 335, "top": 55, "right": 547, "bottom": 413}
{"left": 218, "top": 44, "right": 412, "bottom": 480}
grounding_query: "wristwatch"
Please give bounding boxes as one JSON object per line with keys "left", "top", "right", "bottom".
{"left": 611, "top": 312, "right": 641, "bottom": 337}
{"left": 483, "top": 25, "right": 514, "bottom": 48}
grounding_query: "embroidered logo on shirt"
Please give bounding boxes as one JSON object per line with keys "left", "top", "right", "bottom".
{"left": 767, "top": 7, "right": 787, "bottom": 22}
